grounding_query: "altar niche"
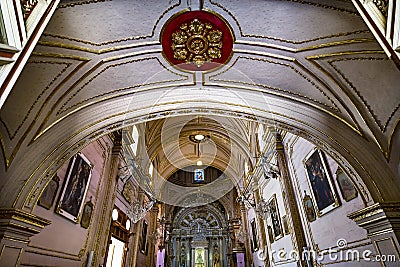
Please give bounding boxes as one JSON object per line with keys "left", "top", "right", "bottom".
{"left": 170, "top": 203, "right": 227, "bottom": 267}
{"left": 194, "top": 247, "right": 206, "bottom": 267}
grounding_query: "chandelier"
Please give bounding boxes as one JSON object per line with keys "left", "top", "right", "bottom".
{"left": 255, "top": 198, "right": 271, "bottom": 220}
{"left": 126, "top": 197, "right": 156, "bottom": 223}
{"left": 238, "top": 152, "right": 278, "bottom": 219}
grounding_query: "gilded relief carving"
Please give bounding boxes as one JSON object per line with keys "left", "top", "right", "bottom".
{"left": 171, "top": 18, "right": 223, "bottom": 67}
{"left": 21, "top": 0, "right": 39, "bottom": 20}
{"left": 372, "top": 0, "right": 389, "bottom": 18}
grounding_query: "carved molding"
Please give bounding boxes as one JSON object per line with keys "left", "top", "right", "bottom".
{"left": 348, "top": 202, "right": 400, "bottom": 237}
{"left": 0, "top": 208, "right": 51, "bottom": 241}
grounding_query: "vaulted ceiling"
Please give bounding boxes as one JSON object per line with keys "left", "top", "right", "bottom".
{"left": 1, "top": 0, "right": 400, "bottom": 209}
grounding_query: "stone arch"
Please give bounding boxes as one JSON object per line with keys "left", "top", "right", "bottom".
{"left": 173, "top": 202, "right": 227, "bottom": 230}
{"left": 0, "top": 89, "right": 396, "bottom": 212}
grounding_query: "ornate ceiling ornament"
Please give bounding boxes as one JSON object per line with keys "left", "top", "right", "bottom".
{"left": 161, "top": 10, "right": 234, "bottom": 72}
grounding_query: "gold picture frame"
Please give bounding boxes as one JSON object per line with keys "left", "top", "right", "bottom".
{"left": 303, "top": 148, "right": 340, "bottom": 216}
{"left": 38, "top": 175, "right": 60, "bottom": 210}
{"left": 336, "top": 167, "right": 358, "bottom": 202}
{"left": 268, "top": 194, "right": 283, "bottom": 240}
{"left": 80, "top": 199, "right": 94, "bottom": 229}
{"left": 56, "top": 153, "right": 93, "bottom": 223}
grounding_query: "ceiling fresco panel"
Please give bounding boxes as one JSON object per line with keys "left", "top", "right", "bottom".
{"left": 58, "top": 57, "right": 191, "bottom": 116}
{"left": 44, "top": 0, "right": 177, "bottom": 46}
{"left": 210, "top": 0, "right": 368, "bottom": 46}
{"left": 329, "top": 57, "right": 400, "bottom": 134}
{"left": 0, "top": 57, "right": 80, "bottom": 141}
{"left": 206, "top": 55, "right": 341, "bottom": 113}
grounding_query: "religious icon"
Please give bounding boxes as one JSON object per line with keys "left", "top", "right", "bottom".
{"left": 195, "top": 248, "right": 205, "bottom": 267}
{"left": 336, "top": 167, "right": 358, "bottom": 202}
{"left": 250, "top": 220, "right": 258, "bottom": 252}
{"left": 194, "top": 169, "right": 205, "bottom": 183}
{"left": 282, "top": 215, "right": 290, "bottom": 235}
{"left": 38, "top": 175, "right": 59, "bottom": 209}
{"left": 304, "top": 148, "right": 339, "bottom": 216}
{"left": 180, "top": 244, "right": 186, "bottom": 267}
{"left": 56, "top": 153, "right": 93, "bottom": 222}
{"left": 303, "top": 191, "right": 317, "bottom": 222}
{"left": 80, "top": 198, "right": 94, "bottom": 229}
{"left": 213, "top": 244, "right": 220, "bottom": 267}
{"left": 268, "top": 195, "right": 283, "bottom": 240}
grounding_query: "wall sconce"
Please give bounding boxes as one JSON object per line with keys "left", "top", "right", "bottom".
{"left": 112, "top": 208, "right": 119, "bottom": 221}
{"left": 126, "top": 219, "right": 131, "bottom": 231}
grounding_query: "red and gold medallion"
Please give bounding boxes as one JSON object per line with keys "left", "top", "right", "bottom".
{"left": 161, "top": 10, "right": 234, "bottom": 72}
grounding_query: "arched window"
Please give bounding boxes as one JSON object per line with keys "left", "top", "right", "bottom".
{"left": 257, "top": 124, "right": 265, "bottom": 153}
{"left": 244, "top": 160, "right": 249, "bottom": 175}
{"left": 148, "top": 162, "right": 154, "bottom": 178}
{"left": 130, "top": 126, "right": 139, "bottom": 156}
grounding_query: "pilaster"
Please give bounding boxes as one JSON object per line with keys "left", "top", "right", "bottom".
{"left": 0, "top": 209, "right": 51, "bottom": 267}
{"left": 92, "top": 130, "right": 122, "bottom": 266}
{"left": 253, "top": 179, "right": 270, "bottom": 267}
{"left": 275, "top": 133, "right": 308, "bottom": 267}
{"left": 348, "top": 202, "right": 400, "bottom": 267}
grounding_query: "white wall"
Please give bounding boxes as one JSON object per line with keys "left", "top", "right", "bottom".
{"left": 249, "top": 133, "right": 380, "bottom": 267}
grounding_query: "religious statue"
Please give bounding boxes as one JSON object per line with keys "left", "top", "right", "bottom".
{"left": 179, "top": 245, "right": 186, "bottom": 267}
{"left": 213, "top": 245, "right": 220, "bottom": 267}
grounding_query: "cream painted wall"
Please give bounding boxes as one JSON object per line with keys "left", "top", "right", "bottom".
{"left": 21, "top": 137, "right": 113, "bottom": 266}
{"left": 273, "top": 133, "right": 380, "bottom": 267}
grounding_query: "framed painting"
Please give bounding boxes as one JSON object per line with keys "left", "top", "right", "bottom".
{"left": 267, "top": 225, "right": 274, "bottom": 243}
{"left": 303, "top": 191, "right": 316, "bottom": 222}
{"left": 56, "top": 153, "right": 93, "bottom": 223}
{"left": 303, "top": 148, "right": 339, "bottom": 216}
{"left": 250, "top": 219, "right": 258, "bottom": 252}
{"left": 140, "top": 220, "right": 148, "bottom": 254}
{"left": 336, "top": 167, "right": 358, "bottom": 202}
{"left": 194, "top": 168, "right": 205, "bottom": 183}
{"left": 282, "top": 215, "right": 290, "bottom": 235}
{"left": 80, "top": 199, "right": 94, "bottom": 229}
{"left": 38, "top": 175, "right": 60, "bottom": 209}
{"left": 268, "top": 194, "right": 283, "bottom": 240}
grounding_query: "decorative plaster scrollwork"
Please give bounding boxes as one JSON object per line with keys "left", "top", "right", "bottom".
{"left": 372, "top": 0, "right": 389, "bottom": 18}
{"left": 21, "top": 0, "right": 38, "bottom": 20}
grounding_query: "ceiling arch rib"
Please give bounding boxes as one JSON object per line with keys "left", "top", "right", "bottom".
{"left": 144, "top": 116, "right": 252, "bottom": 184}
{"left": 0, "top": 0, "right": 399, "bottom": 215}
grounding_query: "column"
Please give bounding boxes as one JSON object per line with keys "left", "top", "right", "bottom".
{"left": 191, "top": 246, "right": 195, "bottom": 267}
{"left": 0, "top": 209, "right": 51, "bottom": 267}
{"left": 176, "top": 237, "right": 180, "bottom": 267}
{"left": 239, "top": 203, "right": 252, "bottom": 267}
{"left": 147, "top": 204, "right": 159, "bottom": 267}
{"left": 219, "top": 236, "right": 223, "bottom": 267}
{"left": 252, "top": 179, "right": 270, "bottom": 267}
{"left": 205, "top": 246, "right": 209, "bottom": 267}
{"left": 130, "top": 190, "right": 145, "bottom": 267}
{"left": 275, "top": 133, "right": 308, "bottom": 266}
{"left": 91, "top": 130, "right": 122, "bottom": 266}
{"left": 348, "top": 202, "right": 400, "bottom": 267}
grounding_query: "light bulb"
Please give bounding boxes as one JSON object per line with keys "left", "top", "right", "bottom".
{"left": 194, "top": 134, "right": 204, "bottom": 141}
{"left": 112, "top": 208, "right": 118, "bottom": 221}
